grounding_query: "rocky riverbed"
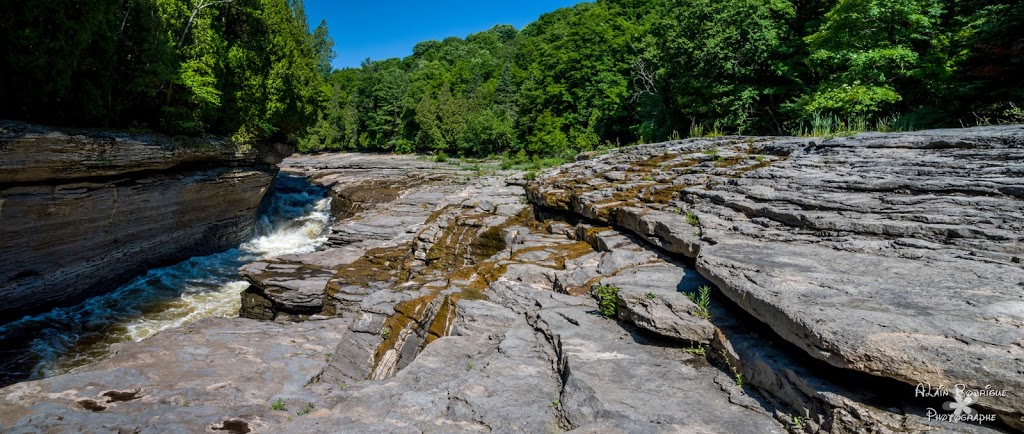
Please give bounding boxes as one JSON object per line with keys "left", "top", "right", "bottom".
{"left": 1, "top": 126, "right": 1022, "bottom": 433}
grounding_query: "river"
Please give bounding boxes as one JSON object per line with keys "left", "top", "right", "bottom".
{"left": 0, "top": 174, "right": 331, "bottom": 387}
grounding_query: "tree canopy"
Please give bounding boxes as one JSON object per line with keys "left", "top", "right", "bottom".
{"left": 2, "top": 0, "right": 1020, "bottom": 152}
{"left": 298, "top": 0, "right": 1022, "bottom": 155}
{"left": 0, "top": 0, "right": 334, "bottom": 143}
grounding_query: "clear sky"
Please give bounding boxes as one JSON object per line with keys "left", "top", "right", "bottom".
{"left": 303, "top": 1, "right": 586, "bottom": 70}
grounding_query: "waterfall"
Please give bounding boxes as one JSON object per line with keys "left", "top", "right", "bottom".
{"left": 0, "top": 174, "right": 332, "bottom": 385}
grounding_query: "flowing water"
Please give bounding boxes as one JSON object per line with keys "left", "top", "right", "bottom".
{"left": 0, "top": 174, "right": 332, "bottom": 387}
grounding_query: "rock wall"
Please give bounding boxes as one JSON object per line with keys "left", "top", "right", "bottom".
{"left": 0, "top": 121, "right": 292, "bottom": 320}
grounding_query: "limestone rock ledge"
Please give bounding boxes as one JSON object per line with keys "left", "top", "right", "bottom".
{"left": 1, "top": 148, "right": 1015, "bottom": 433}
{"left": 527, "top": 125, "right": 1024, "bottom": 429}
{"left": 0, "top": 121, "right": 293, "bottom": 320}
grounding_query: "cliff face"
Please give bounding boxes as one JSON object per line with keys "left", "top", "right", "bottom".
{"left": 0, "top": 121, "right": 293, "bottom": 321}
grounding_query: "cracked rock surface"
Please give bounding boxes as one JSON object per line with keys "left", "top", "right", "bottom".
{"left": 3, "top": 126, "right": 1021, "bottom": 433}
{"left": 528, "top": 125, "right": 1024, "bottom": 429}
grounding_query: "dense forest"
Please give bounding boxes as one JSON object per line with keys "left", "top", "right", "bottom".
{"left": 1, "top": 0, "right": 1022, "bottom": 157}
{"left": 0, "top": 0, "right": 334, "bottom": 143}
{"left": 300, "top": 0, "right": 1024, "bottom": 156}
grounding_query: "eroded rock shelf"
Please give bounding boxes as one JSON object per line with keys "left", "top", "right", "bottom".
{"left": 1, "top": 126, "right": 1022, "bottom": 433}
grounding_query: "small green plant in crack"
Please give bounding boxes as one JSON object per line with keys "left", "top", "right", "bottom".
{"left": 324, "top": 352, "right": 332, "bottom": 361}
{"left": 550, "top": 398, "right": 560, "bottom": 408}
{"left": 379, "top": 325, "right": 392, "bottom": 340}
{"left": 686, "top": 285, "right": 712, "bottom": 319}
{"left": 720, "top": 349, "right": 744, "bottom": 388}
{"left": 641, "top": 175, "right": 655, "bottom": 182}
{"left": 686, "top": 211, "right": 703, "bottom": 236}
{"left": 271, "top": 398, "right": 287, "bottom": 411}
{"left": 685, "top": 210, "right": 700, "bottom": 227}
{"left": 466, "top": 360, "right": 475, "bottom": 371}
{"left": 524, "top": 170, "right": 538, "bottom": 181}
{"left": 594, "top": 285, "right": 620, "bottom": 317}
{"left": 338, "top": 382, "right": 347, "bottom": 389}
{"left": 296, "top": 402, "right": 315, "bottom": 416}
{"left": 792, "top": 415, "right": 804, "bottom": 429}
{"left": 754, "top": 154, "right": 766, "bottom": 162}
{"left": 683, "top": 343, "right": 706, "bottom": 356}
{"left": 645, "top": 292, "right": 657, "bottom": 300}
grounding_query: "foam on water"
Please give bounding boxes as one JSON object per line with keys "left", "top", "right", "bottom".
{"left": 0, "top": 174, "right": 331, "bottom": 385}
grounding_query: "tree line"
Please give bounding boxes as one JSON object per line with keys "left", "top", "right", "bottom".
{"left": 2, "top": 0, "right": 1021, "bottom": 156}
{"left": 300, "top": 0, "right": 1022, "bottom": 156}
{"left": 0, "top": 0, "right": 334, "bottom": 144}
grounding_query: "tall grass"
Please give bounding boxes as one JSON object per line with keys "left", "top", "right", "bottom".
{"left": 689, "top": 119, "right": 726, "bottom": 138}
{"left": 790, "top": 113, "right": 915, "bottom": 138}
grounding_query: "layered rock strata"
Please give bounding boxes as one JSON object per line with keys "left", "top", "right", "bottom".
{"left": 2, "top": 126, "right": 1020, "bottom": 433}
{"left": 527, "top": 125, "right": 1024, "bottom": 430}
{"left": 0, "top": 121, "right": 291, "bottom": 320}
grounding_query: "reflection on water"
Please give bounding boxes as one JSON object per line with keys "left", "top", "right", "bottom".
{"left": 0, "top": 174, "right": 331, "bottom": 386}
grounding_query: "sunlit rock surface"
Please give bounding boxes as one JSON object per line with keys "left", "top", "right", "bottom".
{"left": 3, "top": 126, "right": 1021, "bottom": 433}
{"left": 527, "top": 125, "right": 1024, "bottom": 430}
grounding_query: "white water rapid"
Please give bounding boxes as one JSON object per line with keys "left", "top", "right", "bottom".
{"left": 0, "top": 174, "right": 332, "bottom": 385}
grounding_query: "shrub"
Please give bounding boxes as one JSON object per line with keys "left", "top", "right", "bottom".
{"left": 594, "top": 285, "right": 620, "bottom": 317}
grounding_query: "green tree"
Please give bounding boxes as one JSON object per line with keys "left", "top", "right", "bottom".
{"left": 798, "top": 0, "right": 943, "bottom": 117}
{"left": 648, "top": 0, "right": 799, "bottom": 134}
{"left": 950, "top": 0, "right": 1024, "bottom": 122}
{"left": 1, "top": 0, "right": 330, "bottom": 143}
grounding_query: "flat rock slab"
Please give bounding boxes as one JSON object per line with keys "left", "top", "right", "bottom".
{"left": 598, "top": 264, "right": 715, "bottom": 343}
{"left": 0, "top": 317, "right": 348, "bottom": 433}
{"left": 698, "top": 240, "right": 1024, "bottom": 417}
{"left": 239, "top": 261, "right": 336, "bottom": 320}
{"left": 269, "top": 299, "right": 564, "bottom": 433}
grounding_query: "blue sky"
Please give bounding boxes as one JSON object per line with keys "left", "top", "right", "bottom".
{"left": 304, "top": 1, "right": 586, "bottom": 69}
